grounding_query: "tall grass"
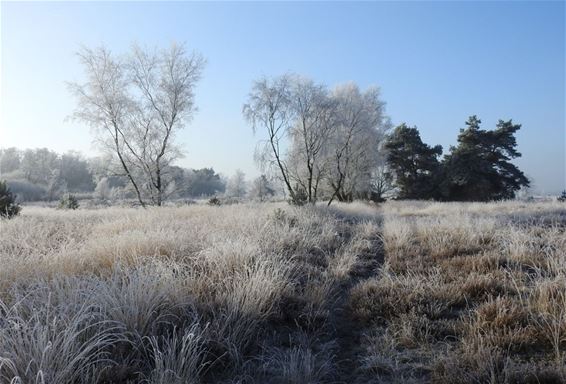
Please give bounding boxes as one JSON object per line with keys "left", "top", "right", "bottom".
{"left": 0, "top": 203, "right": 373, "bottom": 382}
{"left": 1, "top": 200, "right": 564, "bottom": 382}
{"left": 357, "top": 200, "right": 566, "bottom": 383}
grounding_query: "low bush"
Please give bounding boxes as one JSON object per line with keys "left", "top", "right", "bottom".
{"left": 0, "top": 180, "right": 21, "bottom": 218}
{"left": 207, "top": 197, "right": 221, "bottom": 206}
{"left": 59, "top": 194, "right": 80, "bottom": 210}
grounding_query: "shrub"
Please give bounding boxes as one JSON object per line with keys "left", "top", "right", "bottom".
{"left": 0, "top": 180, "right": 21, "bottom": 218}
{"left": 59, "top": 194, "right": 80, "bottom": 210}
{"left": 289, "top": 186, "right": 308, "bottom": 206}
{"left": 558, "top": 190, "right": 566, "bottom": 202}
{"left": 272, "top": 208, "right": 287, "bottom": 222}
{"left": 221, "top": 197, "right": 241, "bottom": 205}
{"left": 270, "top": 208, "right": 297, "bottom": 227}
{"left": 207, "top": 197, "right": 221, "bottom": 206}
{"left": 368, "top": 191, "right": 387, "bottom": 203}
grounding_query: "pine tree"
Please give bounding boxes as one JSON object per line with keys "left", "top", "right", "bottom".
{"left": 0, "top": 180, "right": 21, "bottom": 218}
{"left": 384, "top": 124, "right": 443, "bottom": 199}
{"left": 59, "top": 194, "right": 79, "bottom": 210}
{"left": 441, "top": 116, "right": 529, "bottom": 201}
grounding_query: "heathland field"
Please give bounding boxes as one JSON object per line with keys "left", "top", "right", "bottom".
{"left": 1, "top": 201, "right": 565, "bottom": 383}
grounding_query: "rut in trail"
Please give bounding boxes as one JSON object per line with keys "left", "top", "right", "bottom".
{"left": 330, "top": 221, "right": 385, "bottom": 383}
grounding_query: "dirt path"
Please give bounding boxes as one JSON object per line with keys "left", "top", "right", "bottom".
{"left": 331, "top": 229, "right": 385, "bottom": 383}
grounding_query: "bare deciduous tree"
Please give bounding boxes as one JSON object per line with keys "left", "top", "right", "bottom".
{"left": 369, "top": 157, "right": 396, "bottom": 202}
{"left": 249, "top": 174, "right": 275, "bottom": 202}
{"left": 326, "top": 83, "right": 391, "bottom": 205}
{"left": 243, "top": 75, "right": 299, "bottom": 203}
{"left": 287, "top": 76, "right": 335, "bottom": 204}
{"left": 244, "top": 76, "right": 391, "bottom": 206}
{"left": 226, "top": 169, "right": 247, "bottom": 199}
{"left": 69, "top": 43, "right": 205, "bottom": 206}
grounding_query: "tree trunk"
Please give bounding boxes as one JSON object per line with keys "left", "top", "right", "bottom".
{"left": 113, "top": 126, "right": 146, "bottom": 208}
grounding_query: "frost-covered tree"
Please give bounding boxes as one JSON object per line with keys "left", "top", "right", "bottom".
{"left": 244, "top": 75, "right": 392, "bottom": 206}
{"left": 0, "top": 148, "right": 21, "bottom": 174}
{"left": 95, "top": 177, "right": 112, "bottom": 200}
{"left": 249, "top": 174, "right": 275, "bottom": 202}
{"left": 47, "top": 169, "right": 68, "bottom": 201}
{"left": 286, "top": 76, "right": 335, "bottom": 203}
{"left": 369, "top": 161, "right": 396, "bottom": 202}
{"left": 326, "top": 83, "right": 391, "bottom": 205}
{"left": 243, "top": 75, "right": 299, "bottom": 203}
{"left": 69, "top": 43, "right": 205, "bottom": 207}
{"left": 226, "top": 170, "right": 247, "bottom": 199}
{"left": 20, "top": 148, "right": 59, "bottom": 185}
{"left": 60, "top": 151, "right": 95, "bottom": 192}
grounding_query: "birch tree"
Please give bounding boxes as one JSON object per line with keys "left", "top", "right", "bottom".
{"left": 243, "top": 75, "right": 300, "bottom": 203}
{"left": 326, "top": 83, "right": 391, "bottom": 205}
{"left": 226, "top": 169, "right": 247, "bottom": 199}
{"left": 244, "top": 76, "right": 391, "bottom": 206}
{"left": 69, "top": 43, "right": 205, "bottom": 206}
{"left": 287, "top": 77, "right": 335, "bottom": 203}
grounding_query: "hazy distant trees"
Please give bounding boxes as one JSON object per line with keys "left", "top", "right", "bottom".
{"left": 0, "top": 148, "right": 21, "bottom": 173}
{"left": 4, "top": 180, "right": 46, "bottom": 202}
{"left": 244, "top": 74, "right": 391, "bottom": 205}
{"left": 0, "top": 147, "right": 227, "bottom": 202}
{"left": 182, "top": 168, "right": 225, "bottom": 197}
{"left": 21, "top": 148, "right": 59, "bottom": 185}
{"left": 226, "top": 170, "right": 247, "bottom": 199}
{"left": 94, "top": 177, "right": 112, "bottom": 200}
{"left": 384, "top": 117, "right": 529, "bottom": 201}
{"left": 47, "top": 169, "right": 67, "bottom": 201}
{"left": 60, "top": 152, "right": 95, "bottom": 191}
{"left": 249, "top": 175, "right": 275, "bottom": 202}
{"left": 69, "top": 43, "right": 206, "bottom": 207}
{"left": 0, "top": 148, "right": 96, "bottom": 201}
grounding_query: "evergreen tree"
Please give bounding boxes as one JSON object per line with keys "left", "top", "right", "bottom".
{"left": 441, "top": 116, "right": 529, "bottom": 201}
{"left": 59, "top": 194, "right": 79, "bottom": 210}
{"left": 384, "top": 124, "right": 443, "bottom": 199}
{"left": 0, "top": 181, "right": 21, "bottom": 218}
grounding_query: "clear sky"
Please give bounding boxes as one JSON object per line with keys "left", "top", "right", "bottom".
{"left": 1, "top": 1, "right": 564, "bottom": 193}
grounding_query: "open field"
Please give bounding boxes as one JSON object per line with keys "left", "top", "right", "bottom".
{"left": 1, "top": 201, "right": 565, "bottom": 383}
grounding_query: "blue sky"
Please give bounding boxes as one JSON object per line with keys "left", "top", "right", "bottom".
{"left": 1, "top": 1, "right": 564, "bottom": 193}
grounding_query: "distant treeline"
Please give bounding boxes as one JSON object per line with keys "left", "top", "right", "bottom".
{"left": 0, "top": 148, "right": 228, "bottom": 202}
{"left": 0, "top": 112, "right": 531, "bottom": 205}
